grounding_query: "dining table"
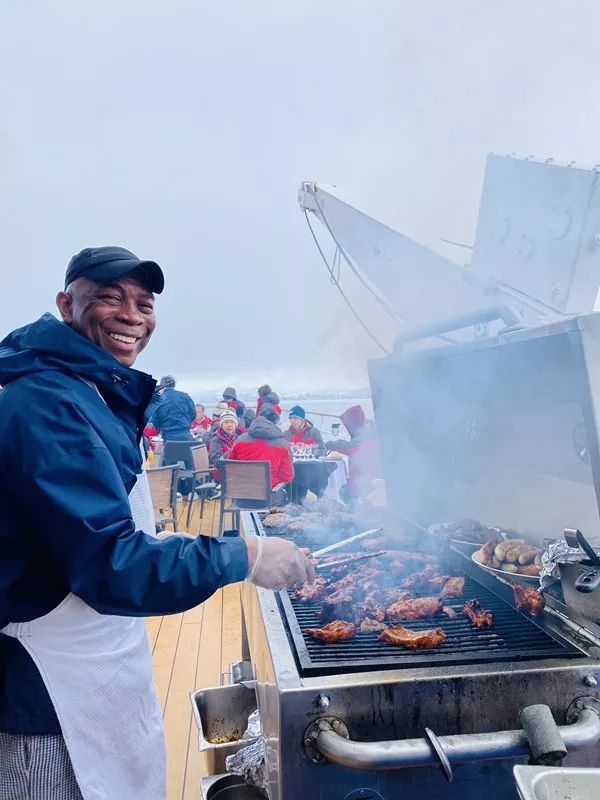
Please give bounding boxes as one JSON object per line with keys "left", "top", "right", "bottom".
{"left": 290, "top": 455, "right": 348, "bottom": 503}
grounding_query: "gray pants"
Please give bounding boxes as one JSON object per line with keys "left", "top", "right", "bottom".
{"left": 0, "top": 733, "right": 83, "bottom": 800}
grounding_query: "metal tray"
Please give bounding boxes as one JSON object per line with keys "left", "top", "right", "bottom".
{"left": 428, "top": 522, "right": 506, "bottom": 547}
{"left": 514, "top": 765, "right": 600, "bottom": 800}
{"left": 190, "top": 683, "right": 258, "bottom": 774}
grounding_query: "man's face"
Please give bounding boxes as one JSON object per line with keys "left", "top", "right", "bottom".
{"left": 289, "top": 415, "right": 303, "bottom": 431}
{"left": 195, "top": 404, "right": 205, "bottom": 421}
{"left": 56, "top": 275, "right": 156, "bottom": 367}
{"left": 221, "top": 419, "right": 237, "bottom": 435}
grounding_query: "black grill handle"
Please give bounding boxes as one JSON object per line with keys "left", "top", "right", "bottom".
{"left": 520, "top": 704, "right": 567, "bottom": 765}
{"left": 308, "top": 702, "right": 600, "bottom": 771}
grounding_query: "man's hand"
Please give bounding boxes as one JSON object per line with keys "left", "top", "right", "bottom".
{"left": 245, "top": 537, "right": 315, "bottom": 590}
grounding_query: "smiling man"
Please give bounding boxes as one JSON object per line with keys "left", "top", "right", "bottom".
{"left": 0, "top": 246, "right": 313, "bottom": 800}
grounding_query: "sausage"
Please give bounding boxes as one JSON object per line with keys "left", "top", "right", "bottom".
{"left": 518, "top": 564, "right": 541, "bottom": 576}
{"left": 501, "top": 563, "right": 519, "bottom": 573}
{"left": 517, "top": 548, "right": 539, "bottom": 566}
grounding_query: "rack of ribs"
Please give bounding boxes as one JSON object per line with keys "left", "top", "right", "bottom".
{"left": 379, "top": 625, "right": 447, "bottom": 649}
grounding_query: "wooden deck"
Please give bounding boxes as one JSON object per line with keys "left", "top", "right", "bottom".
{"left": 146, "top": 498, "right": 242, "bottom": 800}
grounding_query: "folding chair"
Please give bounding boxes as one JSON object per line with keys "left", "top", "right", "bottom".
{"left": 186, "top": 444, "right": 219, "bottom": 531}
{"left": 146, "top": 464, "right": 180, "bottom": 532}
{"left": 218, "top": 460, "right": 271, "bottom": 535}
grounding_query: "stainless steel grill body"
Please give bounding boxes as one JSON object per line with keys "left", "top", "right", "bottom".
{"left": 240, "top": 512, "right": 600, "bottom": 800}
{"left": 238, "top": 314, "right": 600, "bottom": 798}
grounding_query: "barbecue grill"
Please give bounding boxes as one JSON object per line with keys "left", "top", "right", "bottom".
{"left": 236, "top": 314, "right": 600, "bottom": 800}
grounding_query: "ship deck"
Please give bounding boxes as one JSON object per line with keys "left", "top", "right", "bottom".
{"left": 146, "top": 498, "right": 242, "bottom": 800}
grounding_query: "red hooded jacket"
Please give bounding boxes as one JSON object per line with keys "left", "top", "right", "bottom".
{"left": 327, "top": 405, "right": 381, "bottom": 498}
{"left": 228, "top": 417, "right": 294, "bottom": 488}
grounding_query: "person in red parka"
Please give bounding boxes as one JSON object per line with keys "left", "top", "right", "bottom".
{"left": 228, "top": 407, "right": 294, "bottom": 507}
{"left": 208, "top": 410, "right": 245, "bottom": 482}
{"left": 325, "top": 405, "right": 382, "bottom": 501}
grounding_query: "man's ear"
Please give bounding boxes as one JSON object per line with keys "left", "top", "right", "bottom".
{"left": 56, "top": 291, "right": 74, "bottom": 323}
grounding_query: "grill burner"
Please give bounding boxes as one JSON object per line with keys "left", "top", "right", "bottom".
{"left": 259, "top": 517, "right": 581, "bottom": 677}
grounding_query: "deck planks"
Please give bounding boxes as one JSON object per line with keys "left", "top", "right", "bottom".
{"left": 147, "top": 496, "right": 243, "bottom": 800}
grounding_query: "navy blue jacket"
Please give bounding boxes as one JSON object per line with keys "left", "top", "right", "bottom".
{"left": 0, "top": 314, "right": 248, "bottom": 734}
{"left": 151, "top": 386, "right": 196, "bottom": 441}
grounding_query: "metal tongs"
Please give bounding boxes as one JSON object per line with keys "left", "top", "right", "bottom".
{"left": 564, "top": 527, "right": 600, "bottom": 593}
{"left": 312, "top": 528, "right": 383, "bottom": 570}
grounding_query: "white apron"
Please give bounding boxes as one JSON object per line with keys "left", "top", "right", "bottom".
{"left": 1, "top": 463, "right": 166, "bottom": 800}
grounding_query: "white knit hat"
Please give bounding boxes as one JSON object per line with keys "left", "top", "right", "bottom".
{"left": 219, "top": 410, "right": 238, "bottom": 425}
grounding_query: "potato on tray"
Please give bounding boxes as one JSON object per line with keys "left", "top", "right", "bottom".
{"left": 476, "top": 539, "right": 542, "bottom": 577}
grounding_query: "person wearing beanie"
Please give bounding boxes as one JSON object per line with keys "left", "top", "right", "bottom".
{"left": 284, "top": 406, "right": 324, "bottom": 454}
{"left": 284, "top": 406, "right": 328, "bottom": 502}
{"left": 228, "top": 407, "right": 294, "bottom": 507}
{"left": 325, "top": 405, "right": 382, "bottom": 501}
{"left": 222, "top": 386, "right": 246, "bottom": 420}
{"left": 208, "top": 410, "right": 245, "bottom": 482}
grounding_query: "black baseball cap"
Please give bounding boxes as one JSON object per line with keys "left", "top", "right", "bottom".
{"left": 64, "top": 246, "right": 165, "bottom": 294}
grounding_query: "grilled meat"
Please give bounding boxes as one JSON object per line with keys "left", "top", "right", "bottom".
{"left": 441, "top": 577, "right": 465, "bottom": 598}
{"left": 379, "top": 625, "right": 447, "bottom": 649}
{"left": 463, "top": 599, "right": 493, "bottom": 628}
{"left": 387, "top": 596, "right": 443, "bottom": 621}
{"left": 442, "top": 606, "right": 457, "bottom": 619}
{"left": 262, "top": 513, "right": 291, "bottom": 528}
{"left": 287, "top": 518, "right": 309, "bottom": 532}
{"left": 292, "top": 578, "right": 328, "bottom": 602}
{"left": 305, "top": 620, "right": 356, "bottom": 643}
{"left": 400, "top": 566, "right": 440, "bottom": 590}
{"left": 359, "top": 618, "right": 388, "bottom": 633}
{"left": 513, "top": 584, "right": 545, "bottom": 617}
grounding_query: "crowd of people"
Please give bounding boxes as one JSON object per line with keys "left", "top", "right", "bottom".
{"left": 143, "top": 379, "right": 381, "bottom": 505}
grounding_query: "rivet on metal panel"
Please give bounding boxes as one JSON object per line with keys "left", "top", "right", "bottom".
{"left": 584, "top": 675, "right": 598, "bottom": 688}
{"left": 316, "top": 694, "right": 330, "bottom": 709}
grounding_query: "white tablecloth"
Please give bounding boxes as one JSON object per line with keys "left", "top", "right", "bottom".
{"left": 322, "top": 459, "right": 348, "bottom": 501}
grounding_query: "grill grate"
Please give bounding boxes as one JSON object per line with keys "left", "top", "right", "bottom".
{"left": 256, "top": 514, "right": 583, "bottom": 677}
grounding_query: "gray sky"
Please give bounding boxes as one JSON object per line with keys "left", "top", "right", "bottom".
{"left": 2, "top": 0, "right": 600, "bottom": 397}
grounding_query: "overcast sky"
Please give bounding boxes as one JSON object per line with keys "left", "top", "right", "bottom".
{"left": 2, "top": 0, "right": 600, "bottom": 397}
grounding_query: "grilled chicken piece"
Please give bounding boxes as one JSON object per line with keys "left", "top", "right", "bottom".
{"left": 305, "top": 620, "right": 356, "bottom": 643}
{"left": 463, "top": 599, "right": 493, "bottom": 628}
{"left": 292, "top": 577, "right": 328, "bottom": 602}
{"left": 379, "top": 625, "right": 447, "bottom": 649}
{"left": 359, "top": 618, "right": 388, "bottom": 633}
{"left": 386, "top": 596, "right": 443, "bottom": 621}
{"left": 400, "top": 566, "right": 440, "bottom": 590}
{"left": 428, "top": 574, "right": 452, "bottom": 588}
{"left": 441, "top": 577, "right": 465, "bottom": 598}
{"left": 513, "top": 584, "right": 545, "bottom": 617}
{"left": 262, "top": 513, "right": 291, "bottom": 528}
